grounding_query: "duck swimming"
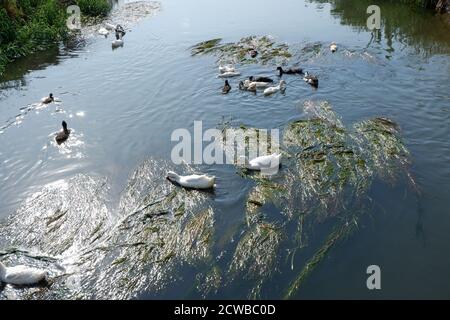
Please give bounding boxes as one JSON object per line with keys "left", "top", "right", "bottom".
{"left": 0, "top": 261, "right": 47, "bottom": 286}
{"left": 219, "top": 65, "right": 236, "bottom": 74}
{"left": 115, "top": 24, "right": 126, "bottom": 40}
{"left": 263, "top": 80, "right": 286, "bottom": 96}
{"left": 222, "top": 80, "right": 231, "bottom": 94}
{"left": 239, "top": 81, "right": 257, "bottom": 93}
{"left": 303, "top": 72, "right": 319, "bottom": 88}
{"left": 105, "top": 23, "right": 116, "bottom": 31}
{"left": 167, "top": 171, "right": 216, "bottom": 190}
{"left": 112, "top": 39, "right": 124, "bottom": 48}
{"left": 249, "top": 49, "right": 258, "bottom": 58}
{"left": 41, "top": 93, "right": 54, "bottom": 104}
{"left": 249, "top": 76, "right": 273, "bottom": 83}
{"left": 55, "top": 121, "right": 71, "bottom": 145}
{"left": 218, "top": 71, "right": 241, "bottom": 78}
{"left": 330, "top": 42, "right": 338, "bottom": 53}
{"left": 239, "top": 81, "right": 255, "bottom": 93}
{"left": 98, "top": 27, "right": 109, "bottom": 37}
{"left": 244, "top": 79, "right": 270, "bottom": 89}
{"left": 243, "top": 153, "right": 282, "bottom": 171}
{"left": 277, "top": 67, "right": 303, "bottom": 76}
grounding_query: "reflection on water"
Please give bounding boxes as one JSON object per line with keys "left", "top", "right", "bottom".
{"left": 308, "top": 0, "right": 450, "bottom": 56}
{"left": 0, "top": 0, "right": 450, "bottom": 299}
{"left": 0, "top": 47, "right": 61, "bottom": 94}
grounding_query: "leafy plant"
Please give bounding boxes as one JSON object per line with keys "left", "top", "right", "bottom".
{"left": 77, "top": 0, "right": 111, "bottom": 17}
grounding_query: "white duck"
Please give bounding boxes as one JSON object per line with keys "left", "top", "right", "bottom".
{"left": 0, "top": 261, "right": 47, "bottom": 286}
{"left": 98, "top": 27, "right": 109, "bottom": 36}
{"left": 218, "top": 71, "right": 241, "bottom": 78}
{"left": 244, "top": 79, "right": 270, "bottom": 89}
{"left": 263, "top": 80, "right": 286, "bottom": 96}
{"left": 112, "top": 39, "right": 124, "bottom": 48}
{"left": 105, "top": 23, "right": 117, "bottom": 31}
{"left": 243, "top": 153, "right": 282, "bottom": 171}
{"left": 167, "top": 171, "right": 216, "bottom": 189}
{"left": 330, "top": 42, "right": 338, "bottom": 53}
{"left": 219, "top": 65, "right": 236, "bottom": 74}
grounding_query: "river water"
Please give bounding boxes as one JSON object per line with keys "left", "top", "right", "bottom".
{"left": 0, "top": 0, "right": 449, "bottom": 299}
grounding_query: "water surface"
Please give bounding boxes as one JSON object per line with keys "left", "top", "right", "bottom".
{"left": 0, "top": 0, "right": 450, "bottom": 299}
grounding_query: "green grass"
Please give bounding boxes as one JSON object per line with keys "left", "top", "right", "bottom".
{"left": 0, "top": 0, "right": 113, "bottom": 76}
{"left": 77, "top": 0, "right": 111, "bottom": 17}
{"left": 0, "top": 0, "right": 68, "bottom": 75}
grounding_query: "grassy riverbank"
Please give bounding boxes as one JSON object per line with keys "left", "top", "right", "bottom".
{"left": 0, "top": 0, "right": 111, "bottom": 76}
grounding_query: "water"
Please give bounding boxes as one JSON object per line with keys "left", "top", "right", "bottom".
{"left": 0, "top": 0, "right": 449, "bottom": 299}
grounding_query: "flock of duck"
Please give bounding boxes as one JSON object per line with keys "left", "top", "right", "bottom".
{"left": 217, "top": 43, "right": 337, "bottom": 96}
{"left": 0, "top": 41, "right": 337, "bottom": 287}
{"left": 98, "top": 23, "right": 127, "bottom": 48}
{"left": 167, "top": 43, "right": 339, "bottom": 190}
{"left": 221, "top": 66, "right": 317, "bottom": 96}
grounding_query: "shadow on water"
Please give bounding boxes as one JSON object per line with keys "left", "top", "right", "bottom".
{"left": 0, "top": 46, "right": 61, "bottom": 91}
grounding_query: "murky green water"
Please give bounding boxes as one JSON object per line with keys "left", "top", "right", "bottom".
{"left": 0, "top": 0, "right": 449, "bottom": 299}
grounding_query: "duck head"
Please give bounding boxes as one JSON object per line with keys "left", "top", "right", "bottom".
{"left": 276, "top": 67, "right": 283, "bottom": 76}
{"left": 249, "top": 76, "right": 254, "bottom": 81}
{"left": 166, "top": 171, "right": 180, "bottom": 183}
{"left": 330, "top": 42, "right": 337, "bottom": 53}
{"left": 279, "top": 80, "right": 286, "bottom": 88}
{"left": 62, "top": 121, "right": 69, "bottom": 133}
{"left": 225, "top": 80, "right": 229, "bottom": 86}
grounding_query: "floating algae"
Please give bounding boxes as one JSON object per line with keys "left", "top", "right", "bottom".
{"left": 0, "top": 158, "right": 216, "bottom": 300}
{"left": 353, "top": 117, "right": 410, "bottom": 182}
{"left": 196, "top": 265, "right": 222, "bottom": 298}
{"left": 191, "top": 36, "right": 292, "bottom": 65}
{"left": 0, "top": 102, "right": 414, "bottom": 299}
{"left": 217, "top": 119, "right": 281, "bottom": 167}
{"left": 0, "top": 175, "right": 111, "bottom": 256}
{"left": 77, "top": 1, "right": 162, "bottom": 41}
{"left": 228, "top": 222, "right": 282, "bottom": 298}
{"left": 224, "top": 100, "right": 414, "bottom": 298}
{"left": 245, "top": 180, "right": 286, "bottom": 226}
{"left": 69, "top": 159, "right": 216, "bottom": 299}
{"left": 283, "top": 221, "right": 356, "bottom": 299}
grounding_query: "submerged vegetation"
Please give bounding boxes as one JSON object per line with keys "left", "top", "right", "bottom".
{"left": 218, "top": 101, "right": 414, "bottom": 298}
{"left": 191, "top": 36, "right": 292, "bottom": 65}
{"left": 0, "top": 0, "right": 436, "bottom": 299}
{"left": 0, "top": 100, "right": 416, "bottom": 299}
